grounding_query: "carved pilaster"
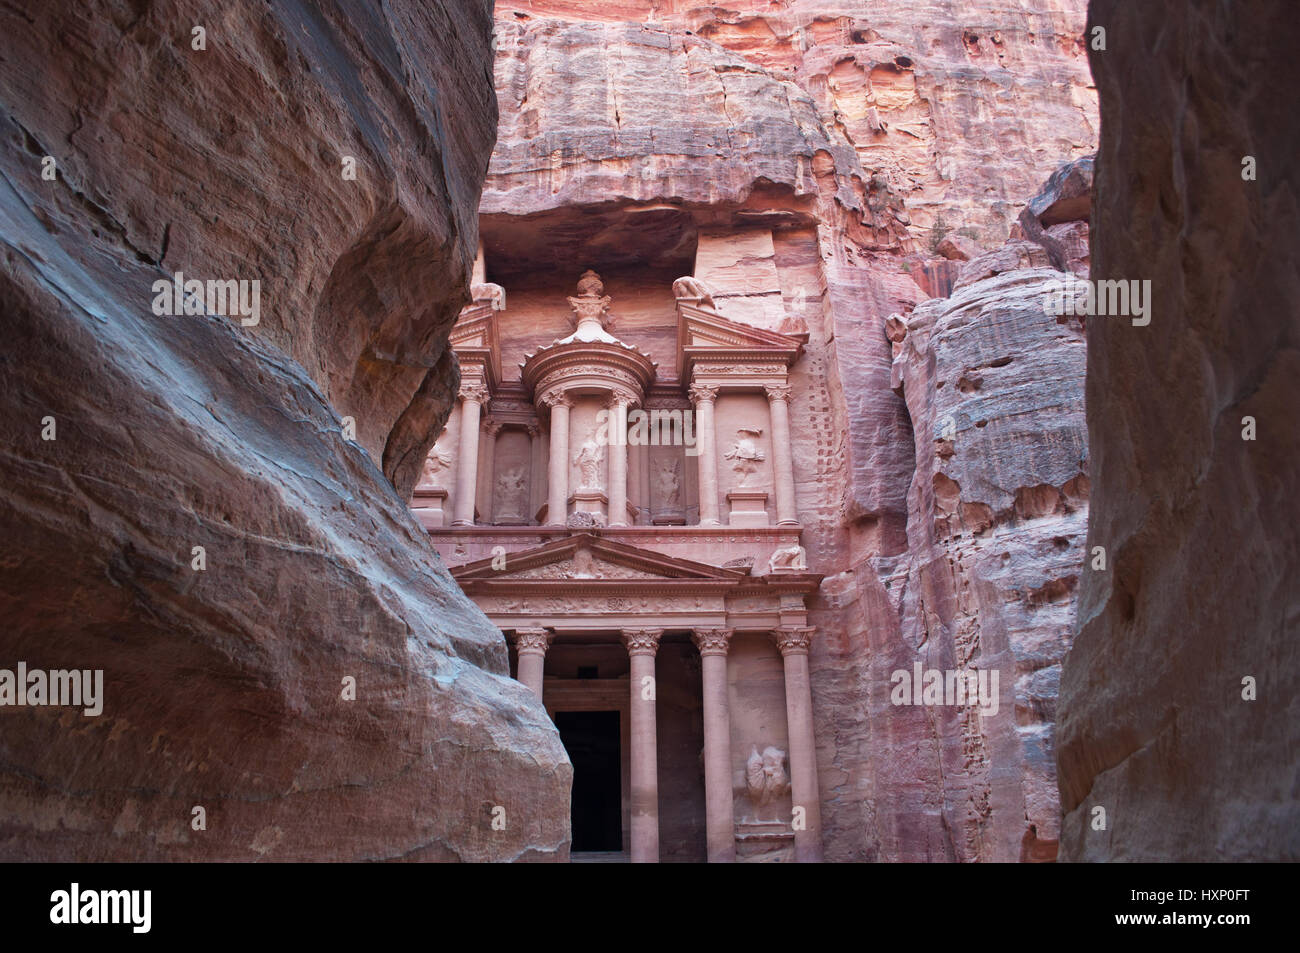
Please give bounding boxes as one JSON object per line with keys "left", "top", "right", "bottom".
{"left": 689, "top": 382, "right": 721, "bottom": 526}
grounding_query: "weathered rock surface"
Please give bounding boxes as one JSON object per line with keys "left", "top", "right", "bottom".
{"left": 497, "top": 0, "right": 1099, "bottom": 246}
{"left": 868, "top": 265, "right": 1088, "bottom": 861}
{"left": 1056, "top": 0, "right": 1300, "bottom": 861}
{"left": 0, "top": 0, "right": 569, "bottom": 860}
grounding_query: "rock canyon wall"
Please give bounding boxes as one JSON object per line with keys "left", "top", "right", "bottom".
{"left": 482, "top": 1, "right": 1097, "bottom": 860}
{"left": 0, "top": 0, "right": 570, "bottom": 860}
{"left": 1057, "top": 0, "right": 1300, "bottom": 862}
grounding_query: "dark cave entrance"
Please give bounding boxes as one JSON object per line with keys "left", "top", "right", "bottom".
{"left": 555, "top": 710, "right": 623, "bottom": 853}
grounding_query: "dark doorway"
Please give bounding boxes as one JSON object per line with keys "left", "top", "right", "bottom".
{"left": 555, "top": 710, "right": 622, "bottom": 853}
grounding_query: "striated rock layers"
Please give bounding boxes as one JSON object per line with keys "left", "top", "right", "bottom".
{"left": 1056, "top": 0, "right": 1300, "bottom": 861}
{"left": 482, "top": 1, "right": 1097, "bottom": 860}
{"left": 0, "top": 1, "right": 570, "bottom": 860}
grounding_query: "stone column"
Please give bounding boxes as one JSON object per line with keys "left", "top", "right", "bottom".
{"left": 543, "top": 393, "right": 571, "bottom": 526}
{"left": 765, "top": 384, "right": 798, "bottom": 526}
{"left": 637, "top": 435, "right": 651, "bottom": 524}
{"left": 527, "top": 423, "right": 543, "bottom": 524}
{"left": 774, "top": 626, "right": 823, "bottom": 862}
{"left": 622, "top": 628, "right": 663, "bottom": 863}
{"left": 689, "top": 383, "right": 721, "bottom": 526}
{"left": 452, "top": 384, "right": 487, "bottom": 526}
{"left": 480, "top": 418, "right": 501, "bottom": 525}
{"left": 607, "top": 395, "right": 630, "bottom": 527}
{"left": 512, "top": 628, "right": 551, "bottom": 700}
{"left": 692, "top": 628, "right": 735, "bottom": 863}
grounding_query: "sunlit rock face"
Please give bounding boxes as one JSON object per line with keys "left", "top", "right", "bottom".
{"left": 0, "top": 0, "right": 570, "bottom": 861}
{"left": 1057, "top": 0, "right": 1300, "bottom": 862}
{"left": 473, "top": 1, "right": 1097, "bottom": 861}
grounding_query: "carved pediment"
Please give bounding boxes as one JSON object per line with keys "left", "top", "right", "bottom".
{"left": 453, "top": 534, "right": 750, "bottom": 586}
{"left": 508, "top": 555, "right": 664, "bottom": 581}
{"left": 676, "top": 300, "right": 803, "bottom": 380}
{"left": 450, "top": 303, "right": 502, "bottom": 389}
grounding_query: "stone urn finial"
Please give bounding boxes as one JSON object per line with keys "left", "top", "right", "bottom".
{"left": 576, "top": 269, "right": 604, "bottom": 297}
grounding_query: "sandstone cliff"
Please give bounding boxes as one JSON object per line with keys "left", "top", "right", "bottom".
{"left": 0, "top": 0, "right": 570, "bottom": 860}
{"left": 482, "top": 1, "right": 1097, "bottom": 860}
{"left": 1056, "top": 0, "right": 1300, "bottom": 861}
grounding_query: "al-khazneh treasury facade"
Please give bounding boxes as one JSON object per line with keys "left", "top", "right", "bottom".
{"left": 413, "top": 261, "right": 826, "bottom": 863}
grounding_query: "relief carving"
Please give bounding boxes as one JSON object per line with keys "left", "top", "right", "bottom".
{"left": 724, "top": 428, "right": 766, "bottom": 486}
{"left": 654, "top": 458, "right": 682, "bottom": 509}
{"left": 575, "top": 429, "right": 604, "bottom": 490}
{"left": 745, "top": 746, "right": 791, "bottom": 815}
{"left": 420, "top": 444, "right": 452, "bottom": 487}
{"left": 672, "top": 275, "right": 716, "bottom": 308}
{"left": 494, "top": 464, "right": 528, "bottom": 519}
{"left": 768, "top": 544, "right": 808, "bottom": 572}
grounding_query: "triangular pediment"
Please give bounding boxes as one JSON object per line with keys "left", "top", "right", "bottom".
{"left": 677, "top": 302, "right": 804, "bottom": 352}
{"left": 676, "top": 301, "right": 803, "bottom": 379}
{"left": 453, "top": 534, "right": 750, "bottom": 585}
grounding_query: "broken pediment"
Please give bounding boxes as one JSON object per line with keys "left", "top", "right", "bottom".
{"left": 675, "top": 298, "right": 804, "bottom": 381}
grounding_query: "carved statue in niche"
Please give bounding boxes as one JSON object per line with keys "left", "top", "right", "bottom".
{"left": 768, "top": 544, "right": 807, "bottom": 572}
{"left": 420, "top": 444, "right": 452, "bottom": 487}
{"left": 575, "top": 429, "right": 604, "bottom": 490}
{"left": 495, "top": 464, "right": 528, "bottom": 518}
{"left": 724, "top": 428, "right": 765, "bottom": 487}
{"left": 745, "top": 745, "right": 791, "bottom": 815}
{"left": 654, "top": 458, "right": 681, "bottom": 508}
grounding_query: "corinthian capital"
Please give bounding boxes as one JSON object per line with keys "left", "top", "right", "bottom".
{"left": 459, "top": 382, "right": 490, "bottom": 404}
{"left": 512, "top": 628, "right": 552, "bottom": 656}
{"left": 539, "top": 391, "right": 573, "bottom": 410}
{"left": 621, "top": 628, "right": 664, "bottom": 657}
{"left": 688, "top": 382, "right": 719, "bottom": 403}
{"left": 692, "top": 628, "right": 733, "bottom": 657}
{"left": 773, "top": 626, "right": 814, "bottom": 657}
{"left": 764, "top": 383, "right": 793, "bottom": 403}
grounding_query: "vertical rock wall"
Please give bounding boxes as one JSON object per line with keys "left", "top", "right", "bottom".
{"left": 1056, "top": 0, "right": 1300, "bottom": 861}
{"left": 0, "top": 0, "right": 571, "bottom": 861}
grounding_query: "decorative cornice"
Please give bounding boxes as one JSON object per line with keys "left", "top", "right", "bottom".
{"left": 621, "top": 628, "right": 664, "bottom": 656}
{"left": 692, "top": 628, "right": 734, "bottom": 657}
{"left": 774, "top": 626, "right": 814, "bottom": 657}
